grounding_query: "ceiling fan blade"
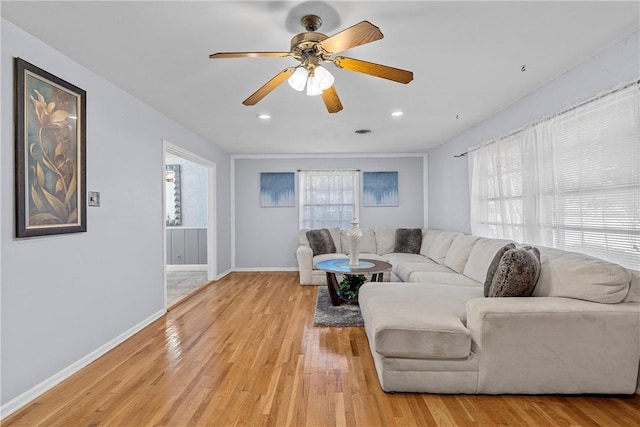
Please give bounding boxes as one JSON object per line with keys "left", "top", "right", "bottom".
{"left": 333, "top": 56, "right": 413, "bottom": 84}
{"left": 242, "top": 68, "right": 294, "bottom": 106}
{"left": 209, "top": 52, "right": 291, "bottom": 59}
{"left": 318, "top": 21, "right": 383, "bottom": 54}
{"left": 321, "top": 85, "right": 343, "bottom": 114}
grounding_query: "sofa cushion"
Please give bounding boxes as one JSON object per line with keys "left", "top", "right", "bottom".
{"left": 394, "top": 228, "right": 423, "bottom": 254}
{"left": 420, "top": 229, "right": 440, "bottom": 256}
{"left": 394, "top": 262, "right": 454, "bottom": 282}
{"left": 410, "top": 271, "right": 482, "bottom": 287}
{"left": 383, "top": 252, "right": 428, "bottom": 266}
{"left": 532, "top": 247, "right": 631, "bottom": 303}
{"left": 341, "top": 228, "right": 376, "bottom": 254}
{"left": 444, "top": 235, "right": 480, "bottom": 273}
{"left": 374, "top": 228, "right": 396, "bottom": 255}
{"left": 463, "top": 238, "right": 517, "bottom": 283}
{"left": 483, "top": 243, "right": 517, "bottom": 297}
{"left": 359, "top": 283, "right": 483, "bottom": 359}
{"left": 488, "top": 246, "right": 541, "bottom": 297}
{"left": 623, "top": 270, "right": 640, "bottom": 303}
{"left": 427, "top": 231, "right": 461, "bottom": 265}
{"left": 306, "top": 229, "right": 337, "bottom": 256}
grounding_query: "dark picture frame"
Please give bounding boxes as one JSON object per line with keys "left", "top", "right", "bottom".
{"left": 14, "top": 58, "right": 87, "bottom": 237}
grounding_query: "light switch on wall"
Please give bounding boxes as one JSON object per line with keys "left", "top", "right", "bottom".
{"left": 88, "top": 191, "right": 100, "bottom": 207}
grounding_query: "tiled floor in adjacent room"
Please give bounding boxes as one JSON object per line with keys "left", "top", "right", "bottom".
{"left": 166, "top": 270, "right": 210, "bottom": 307}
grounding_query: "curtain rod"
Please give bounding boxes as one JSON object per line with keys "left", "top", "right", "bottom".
{"left": 453, "top": 78, "right": 640, "bottom": 158}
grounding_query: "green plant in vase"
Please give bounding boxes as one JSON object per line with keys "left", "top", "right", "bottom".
{"left": 338, "top": 274, "right": 367, "bottom": 301}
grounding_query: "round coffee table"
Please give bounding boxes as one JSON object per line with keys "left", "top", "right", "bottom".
{"left": 316, "top": 258, "right": 392, "bottom": 306}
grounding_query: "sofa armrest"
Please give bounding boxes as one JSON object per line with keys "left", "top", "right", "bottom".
{"left": 296, "top": 245, "right": 314, "bottom": 285}
{"left": 466, "top": 297, "right": 640, "bottom": 394}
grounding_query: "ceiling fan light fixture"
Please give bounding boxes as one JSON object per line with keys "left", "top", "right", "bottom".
{"left": 314, "top": 65, "right": 334, "bottom": 90}
{"left": 210, "top": 18, "right": 412, "bottom": 112}
{"left": 288, "top": 67, "right": 308, "bottom": 91}
{"left": 306, "top": 75, "right": 323, "bottom": 96}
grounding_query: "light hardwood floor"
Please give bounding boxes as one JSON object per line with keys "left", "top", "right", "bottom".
{"left": 4, "top": 272, "right": 639, "bottom": 426}
{"left": 166, "top": 270, "right": 211, "bottom": 307}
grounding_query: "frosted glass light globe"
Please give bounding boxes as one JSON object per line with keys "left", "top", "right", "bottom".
{"left": 306, "top": 76, "right": 323, "bottom": 96}
{"left": 288, "top": 67, "right": 308, "bottom": 91}
{"left": 314, "top": 66, "right": 334, "bottom": 90}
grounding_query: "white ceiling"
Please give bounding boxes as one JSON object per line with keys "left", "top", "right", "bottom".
{"left": 2, "top": 1, "right": 638, "bottom": 155}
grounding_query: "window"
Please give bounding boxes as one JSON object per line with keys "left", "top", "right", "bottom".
{"left": 469, "top": 132, "right": 526, "bottom": 242}
{"left": 470, "top": 82, "right": 639, "bottom": 269}
{"left": 299, "top": 170, "right": 359, "bottom": 229}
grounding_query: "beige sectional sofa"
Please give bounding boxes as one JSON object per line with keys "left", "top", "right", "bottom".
{"left": 296, "top": 227, "right": 640, "bottom": 394}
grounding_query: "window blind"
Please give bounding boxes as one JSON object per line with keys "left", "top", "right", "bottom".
{"left": 536, "top": 85, "right": 639, "bottom": 268}
{"left": 470, "top": 82, "right": 639, "bottom": 269}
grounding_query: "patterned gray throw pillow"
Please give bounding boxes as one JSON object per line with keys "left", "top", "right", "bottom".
{"left": 488, "top": 246, "right": 541, "bottom": 297}
{"left": 484, "top": 243, "right": 517, "bottom": 297}
{"left": 306, "top": 229, "right": 336, "bottom": 256}
{"left": 394, "top": 228, "right": 423, "bottom": 254}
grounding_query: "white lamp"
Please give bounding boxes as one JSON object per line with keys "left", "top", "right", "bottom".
{"left": 306, "top": 74, "right": 323, "bottom": 96}
{"left": 289, "top": 65, "right": 334, "bottom": 96}
{"left": 288, "top": 67, "right": 308, "bottom": 91}
{"left": 314, "top": 65, "right": 334, "bottom": 90}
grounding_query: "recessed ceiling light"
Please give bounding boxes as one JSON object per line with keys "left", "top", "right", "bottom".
{"left": 391, "top": 111, "right": 404, "bottom": 117}
{"left": 257, "top": 114, "right": 271, "bottom": 120}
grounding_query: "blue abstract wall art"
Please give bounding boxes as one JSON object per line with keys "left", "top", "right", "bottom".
{"left": 363, "top": 171, "right": 399, "bottom": 207}
{"left": 260, "top": 172, "right": 295, "bottom": 207}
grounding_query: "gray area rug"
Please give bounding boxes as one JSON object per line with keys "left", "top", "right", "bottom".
{"left": 313, "top": 286, "right": 364, "bottom": 327}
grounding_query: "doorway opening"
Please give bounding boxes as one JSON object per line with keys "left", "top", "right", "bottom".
{"left": 163, "top": 141, "right": 217, "bottom": 308}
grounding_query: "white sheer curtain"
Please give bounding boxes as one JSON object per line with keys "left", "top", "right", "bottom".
{"left": 470, "top": 82, "right": 639, "bottom": 269}
{"left": 470, "top": 131, "right": 527, "bottom": 242}
{"left": 299, "top": 170, "right": 359, "bottom": 229}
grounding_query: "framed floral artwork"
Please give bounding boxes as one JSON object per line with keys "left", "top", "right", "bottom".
{"left": 14, "top": 58, "right": 87, "bottom": 237}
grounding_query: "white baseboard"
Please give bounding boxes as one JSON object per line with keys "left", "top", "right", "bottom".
{"left": 166, "top": 264, "right": 207, "bottom": 272}
{"left": 231, "top": 267, "right": 298, "bottom": 272}
{"left": 0, "top": 309, "right": 166, "bottom": 420}
{"left": 216, "top": 269, "right": 232, "bottom": 280}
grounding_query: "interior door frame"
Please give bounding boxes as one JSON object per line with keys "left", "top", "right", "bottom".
{"left": 162, "top": 140, "right": 217, "bottom": 308}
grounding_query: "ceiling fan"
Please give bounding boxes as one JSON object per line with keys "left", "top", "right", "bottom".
{"left": 209, "top": 15, "right": 414, "bottom": 113}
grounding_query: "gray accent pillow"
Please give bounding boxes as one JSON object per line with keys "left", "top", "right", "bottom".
{"left": 484, "top": 243, "right": 517, "bottom": 297}
{"left": 306, "top": 229, "right": 336, "bottom": 256}
{"left": 394, "top": 228, "right": 423, "bottom": 254}
{"left": 489, "top": 246, "right": 541, "bottom": 297}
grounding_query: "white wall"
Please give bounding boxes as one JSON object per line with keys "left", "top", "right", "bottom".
{"left": 233, "top": 155, "right": 425, "bottom": 269}
{"left": 0, "top": 19, "right": 231, "bottom": 408}
{"left": 428, "top": 31, "right": 640, "bottom": 234}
